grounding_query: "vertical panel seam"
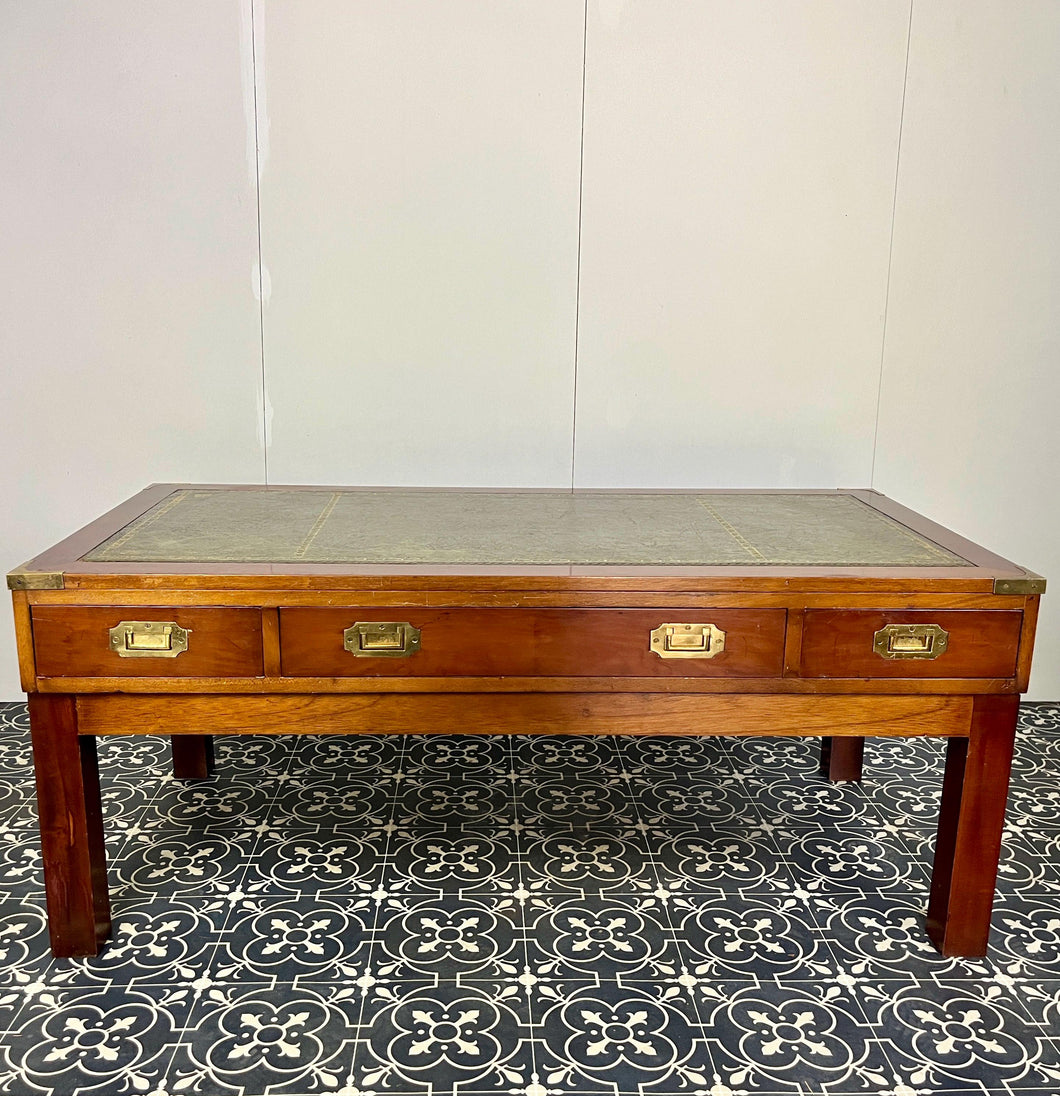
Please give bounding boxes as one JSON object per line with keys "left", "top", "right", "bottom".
{"left": 250, "top": 0, "right": 269, "bottom": 485}
{"left": 870, "top": 0, "right": 915, "bottom": 489}
{"left": 570, "top": 0, "right": 588, "bottom": 491}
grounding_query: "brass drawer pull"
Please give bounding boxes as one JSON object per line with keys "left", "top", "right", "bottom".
{"left": 873, "top": 623, "right": 949, "bottom": 660}
{"left": 344, "top": 621, "right": 421, "bottom": 658}
{"left": 108, "top": 620, "right": 189, "bottom": 658}
{"left": 650, "top": 622, "right": 726, "bottom": 659}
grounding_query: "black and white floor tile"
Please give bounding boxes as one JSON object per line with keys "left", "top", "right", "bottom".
{"left": 1, "top": 700, "right": 1060, "bottom": 1094}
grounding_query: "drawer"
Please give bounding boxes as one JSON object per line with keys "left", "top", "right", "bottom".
{"left": 32, "top": 606, "right": 264, "bottom": 678}
{"left": 280, "top": 607, "right": 786, "bottom": 678}
{"left": 800, "top": 610, "right": 1022, "bottom": 679}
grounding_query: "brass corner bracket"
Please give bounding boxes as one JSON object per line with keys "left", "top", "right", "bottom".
{"left": 7, "top": 570, "right": 64, "bottom": 591}
{"left": 993, "top": 575, "right": 1046, "bottom": 596}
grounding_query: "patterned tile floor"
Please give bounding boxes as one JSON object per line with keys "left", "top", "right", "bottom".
{"left": 1, "top": 701, "right": 1060, "bottom": 1095}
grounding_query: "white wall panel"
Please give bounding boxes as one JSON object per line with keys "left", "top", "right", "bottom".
{"left": 259, "top": 0, "right": 584, "bottom": 486}
{"left": 574, "top": 1, "right": 910, "bottom": 487}
{"left": 874, "top": 2, "right": 1060, "bottom": 699}
{"left": 0, "top": 1, "right": 263, "bottom": 700}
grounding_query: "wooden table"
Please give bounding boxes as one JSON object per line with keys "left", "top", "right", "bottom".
{"left": 7, "top": 485, "right": 1044, "bottom": 959}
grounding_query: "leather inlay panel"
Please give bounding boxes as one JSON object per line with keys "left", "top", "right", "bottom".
{"left": 83, "top": 488, "right": 967, "bottom": 567}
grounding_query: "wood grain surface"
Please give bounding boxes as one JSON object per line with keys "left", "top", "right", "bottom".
{"left": 35, "top": 674, "right": 1019, "bottom": 695}
{"left": 800, "top": 609, "right": 1022, "bottom": 679}
{"left": 819, "top": 736, "right": 865, "bottom": 781}
{"left": 279, "top": 607, "right": 786, "bottom": 678}
{"left": 25, "top": 588, "right": 1028, "bottom": 609}
{"left": 170, "top": 735, "right": 215, "bottom": 780}
{"left": 28, "top": 696, "right": 110, "bottom": 956}
{"left": 927, "top": 694, "right": 1020, "bottom": 956}
{"left": 1016, "top": 596, "right": 1041, "bottom": 692}
{"left": 11, "top": 590, "right": 36, "bottom": 692}
{"left": 31, "top": 606, "right": 264, "bottom": 678}
{"left": 75, "top": 692, "right": 974, "bottom": 739}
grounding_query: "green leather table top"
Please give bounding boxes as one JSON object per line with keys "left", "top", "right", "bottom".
{"left": 81, "top": 488, "right": 968, "bottom": 568}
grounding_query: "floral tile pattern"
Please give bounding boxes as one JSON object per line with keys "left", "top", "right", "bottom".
{"left": 1, "top": 699, "right": 1060, "bottom": 1094}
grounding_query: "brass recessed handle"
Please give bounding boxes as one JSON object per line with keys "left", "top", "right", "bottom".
{"left": 650, "top": 622, "right": 726, "bottom": 659}
{"left": 344, "top": 621, "right": 421, "bottom": 658}
{"left": 109, "top": 620, "right": 189, "bottom": 658}
{"left": 873, "top": 623, "right": 949, "bottom": 660}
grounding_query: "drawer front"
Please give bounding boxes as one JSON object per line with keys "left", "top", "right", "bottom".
{"left": 32, "top": 606, "right": 264, "bottom": 678}
{"left": 280, "top": 608, "right": 786, "bottom": 678}
{"left": 800, "top": 609, "right": 1022, "bottom": 679}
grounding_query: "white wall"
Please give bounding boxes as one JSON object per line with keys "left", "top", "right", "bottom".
{"left": 259, "top": 1, "right": 584, "bottom": 486}
{"left": 2, "top": 1, "right": 1058, "bottom": 699}
{"left": 0, "top": 1, "right": 264, "bottom": 699}
{"left": 873, "top": 1, "right": 1060, "bottom": 697}
{"left": 574, "top": 1, "right": 909, "bottom": 488}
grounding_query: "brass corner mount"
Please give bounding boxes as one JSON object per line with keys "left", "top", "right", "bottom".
{"left": 993, "top": 575, "right": 1046, "bottom": 596}
{"left": 7, "top": 571, "right": 64, "bottom": 591}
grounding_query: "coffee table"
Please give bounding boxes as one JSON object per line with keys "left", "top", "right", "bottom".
{"left": 7, "top": 485, "right": 1044, "bottom": 958}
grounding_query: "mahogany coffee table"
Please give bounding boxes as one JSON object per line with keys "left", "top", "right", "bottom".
{"left": 7, "top": 485, "right": 1044, "bottom": 958}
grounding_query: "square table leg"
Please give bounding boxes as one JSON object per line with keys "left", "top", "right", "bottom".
{"left": 819, "top": 736, "right": 865, "bottom": 782}
{"left": 927, "top": 693, "right": 1019, "bottom": 957}
{"left": 171, "top": 734, "right": 215, "bottom": 780}
{"left": 28, "top": 695, "right": 111, "bottom": 957}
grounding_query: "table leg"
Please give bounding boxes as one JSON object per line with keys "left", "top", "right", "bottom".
{"left": 927, "top": 694, "right": 1019, "bottom": 957}
{"left": 28, "top": 695, "right": 111, "bottom": 957}
{"left": 171, "top": 735, "right": 215, "bottom": 780}
{"left": 819, "top": 736, "right": 864, "bottom": 781}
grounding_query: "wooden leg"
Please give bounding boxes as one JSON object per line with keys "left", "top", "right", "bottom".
{"left": 28, "top": 695, "right": 111, "bottom": 957}
{"left": 819, "top": 736, "right": 864, "bottom": 781}
{"left": 927, "top": 694, "right": 1019, "bottom": 957}
{"left": 171, "top": 735, "right": 215, "bottom": 780}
